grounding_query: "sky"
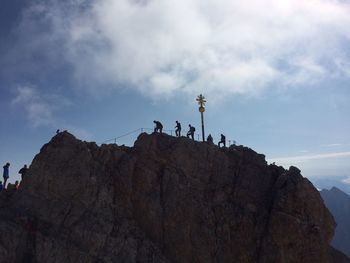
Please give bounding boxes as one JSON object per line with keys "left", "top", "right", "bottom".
{"left": 0, "top": 0, "right": 350, "bottom": 191}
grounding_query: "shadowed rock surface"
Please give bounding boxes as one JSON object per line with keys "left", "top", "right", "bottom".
{"left": 0, "top": 131, "right": 347, "bottom": 263}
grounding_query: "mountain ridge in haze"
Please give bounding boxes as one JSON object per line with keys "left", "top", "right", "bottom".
{"left": 321, "top": 186, "right": 350, "bottom": 258}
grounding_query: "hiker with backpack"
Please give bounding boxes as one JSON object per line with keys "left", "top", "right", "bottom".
{"left": 187, "top": 124, "right": 196, "bottom": 140}
{"left": 19, "top": 165, "right": 28, "bottom": 181}
{"left": 218, "top": 134, "right": 226, "bottom": 147}
{"left": 153, "top": 120, "right": 163, "bottom": 134}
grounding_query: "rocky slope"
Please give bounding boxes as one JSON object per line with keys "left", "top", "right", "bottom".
{"left": 0, "top": 131, "right": 346, "bottom": 263}
{"left": 321, "top": 187, "right": 350, "bottom": 257}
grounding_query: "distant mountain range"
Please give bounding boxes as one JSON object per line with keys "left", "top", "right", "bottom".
{"left": 312, "top": 176, "right": 350, "bottom": 195}
{"left": 321, "top": 187, "right": 350, "bottom": 257}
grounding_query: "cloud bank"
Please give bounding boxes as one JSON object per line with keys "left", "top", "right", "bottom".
{"left": 12, "top": 0, "right": 350, "bottom": 98}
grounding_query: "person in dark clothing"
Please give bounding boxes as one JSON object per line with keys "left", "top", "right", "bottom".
{"left": 0, "top": 181, "right": 3, "bottom": 191}
{"left": 19, "top": 165, "right": 28, "bottom": 181}
{"left": 207, "top": 134, "right": 213, "bottom": 143}
{"left": 153, "top": 120, "right": 163, "bottom": 133}
{"left": 3, "top": 162, "right": 10, "bottom": 189}
{"left": 218, "top": 134, "right": 226, "bottom": 147}
{"left": 187, "top": 124, "right": 196, "bottom": 140}
{"left": 175, "top": 121, "right": 181, "bottom": 137}
{"left": 56, "top": 129, "right": 60, "bottom": 134}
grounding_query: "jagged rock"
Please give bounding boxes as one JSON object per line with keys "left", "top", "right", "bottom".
{"left": 0, "top": 131, "right": 347, "bottom": 263}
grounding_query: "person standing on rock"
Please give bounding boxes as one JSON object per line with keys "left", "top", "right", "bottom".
{"left": 19, "top": 165, "right": 28, "bottom": 181}
{"left": 187, "top": 124, "right": 195, "bottom": 140}
{"left": 153, "top": 120, "right": 163, "bottom": 134}
{"left": 207, "top": 134, "right": 213, "bottom": 144}
{"left": 218, "top": 134, "right": 226, "bottom": 147}
{"left": 3, "top": 162, "right": 10, "bottom": 188}
{"left": 175, "top": 121, "right": 181, "bottom": 137}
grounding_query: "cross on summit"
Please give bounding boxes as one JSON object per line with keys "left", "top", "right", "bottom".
{"left": 196, "top": 94, "right": 206, "bottom": 108}
{"left": 196, "top": 94, "right": 206, "bottom": 142}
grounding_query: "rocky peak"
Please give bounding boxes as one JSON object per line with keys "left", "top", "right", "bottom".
{"left": 0, "top": 132, "right": 347, "bottom": 262}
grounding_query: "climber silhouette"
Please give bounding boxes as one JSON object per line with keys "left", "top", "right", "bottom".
{"left": 19, "top": 165, "right": 28, "bottom": 181}
{"left": 153, "top": 120, "right": 163, "bottom": 133}
{"left": 175, "top": 121, "right": 181, "bottom": 137}
{"left": 3, "top": 162, "right": 10, "bottom": 188}
{"left": 187, "top": 124, "right": 195, "bottom": 140}
{"left": 207, "top": 134, "right": 213, "bottom": 143}
{"left": 218, "top": 134, "right": 226, "bottom": 147}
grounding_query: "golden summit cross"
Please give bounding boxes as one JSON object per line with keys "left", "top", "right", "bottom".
{"left": 196, "top": 94, "right": 206, "bottom": 142}
{"left": 196, "top": 94, "right": 206, "bottom": 108}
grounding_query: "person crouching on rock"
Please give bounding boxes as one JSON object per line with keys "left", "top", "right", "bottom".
{"left": 3, "top": 162, "right": 10, "bottom": 188}
{"left": 153, "top": 120, "right": 163, "bottom": 134}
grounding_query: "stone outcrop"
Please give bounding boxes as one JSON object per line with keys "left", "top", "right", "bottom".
{"left": 0, "top": 131, "right": 346, "bottom": 263}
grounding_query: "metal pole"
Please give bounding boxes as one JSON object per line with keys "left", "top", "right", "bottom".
{"left": 201, "top": 111, "right": 205, "bottom": 142}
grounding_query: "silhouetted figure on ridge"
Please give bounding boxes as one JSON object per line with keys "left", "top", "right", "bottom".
{"left": 207, "top": 134, "right": 213, "bottom": 144}
{"left": 187, "top": 124, "right": 195, "bottom": 140}
{"left": 218, "top": 134, "right": 226, "bottom": 148}
{"left": 56, "top": 129, "right": 60, "bottom": 134}
{"left": 19, "top": 165, "right": 28, "bottom": 181}
{"left": 14, "top": 180, "right": 19, "bottom": 190}
{"left": 153, "top": 120, "right": 163, "bottom": 133}
{"left": 175, "top": 121, "right": 181, "bottom": 137}
{"left": 0, "top": 181, "right": 3, "bottom": 191}
{"left": 3, "top": 162, "right": 10, "bottom": 188}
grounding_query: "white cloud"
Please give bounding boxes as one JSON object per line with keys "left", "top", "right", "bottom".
{"left": 269, "top": 151, "right": 350, "bottom": 165}
{"left": 12, "top": 85, "right": 70, "bottom": 127}
{"left": 341, "top": 177, "right": 350, "bottom": 185}
{"left": 268, "top": 151, "right": 350, "bottom": 177}
{"left": 13, "top": 0, "right": 350, "bottom": 99}
{"left": 321, "top": 143, "right": 343, "bottom": 147}
{"left": 12, "top": 85, "right": 93, "bottom": 139}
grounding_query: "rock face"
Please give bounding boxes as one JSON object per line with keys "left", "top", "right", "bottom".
{"left": 321, "top": 187, "right": 350, "bottom": 257}
{"left": 0, "top": 132, "right": 346, "bottom": 263}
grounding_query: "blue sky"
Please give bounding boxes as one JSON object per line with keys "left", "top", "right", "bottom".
{"left": 1, "top": 0, "right": 350, "bottom": 191}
